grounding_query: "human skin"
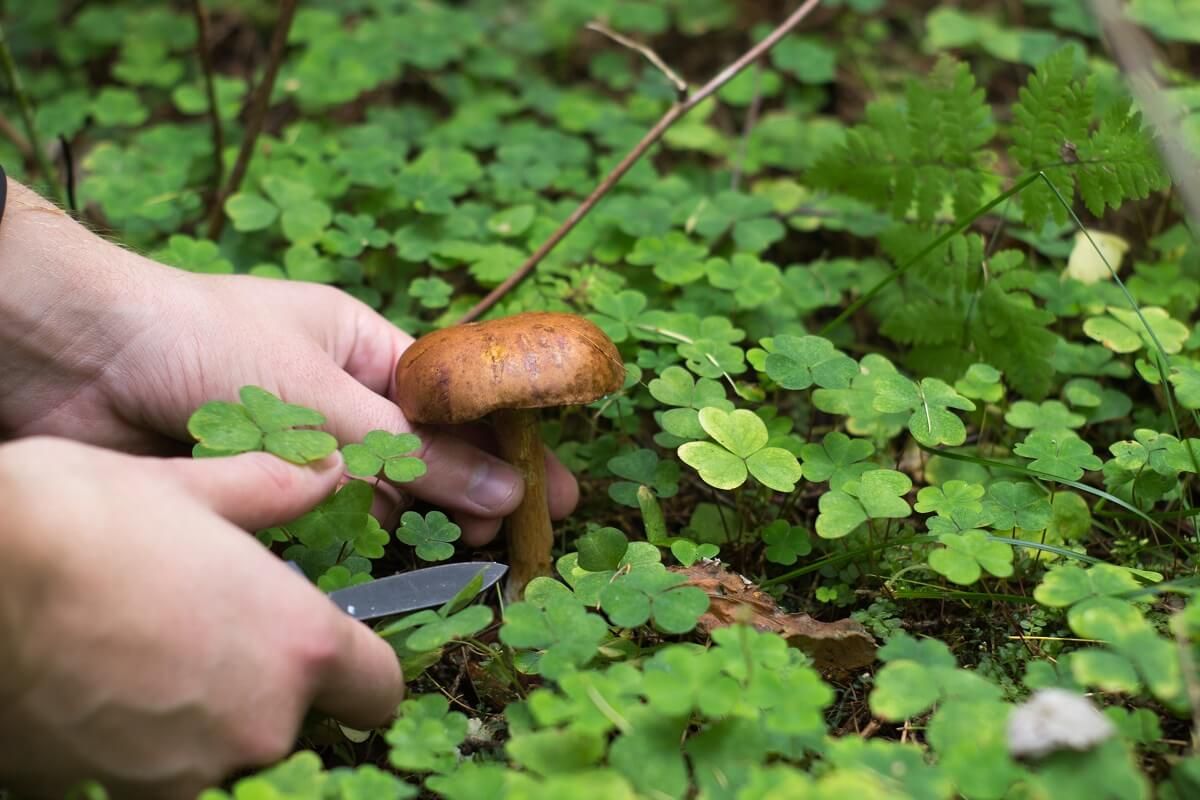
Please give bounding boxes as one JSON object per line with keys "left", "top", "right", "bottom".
{"left": 0, "top": 438, "right": 401, "bottom": 797}
{"left": 0, "top": 176, "right": 580, "bottom": 543}
{"left": 0, "top": 177, "right": 579, "bottom": 795}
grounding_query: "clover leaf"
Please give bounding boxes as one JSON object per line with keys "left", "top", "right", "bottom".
{"left": 983, "top": 481, "right": 1052, "bottom": 531}
{"left": 499, "top": 578, "right": 609, "bottom": 679}
{"left": 382, "top": 606, "right": 493, "bottom": 653}
{"left": 816, "top": 469, "right": 913, "bottom": 539}
{"left": 955, "top": 362, "right": 1005, "bottom": 402}
{"left": 627, "top": 231, "right": 709, "bottom": 284}
{"left": 606, "top": 448, "right": 680, "bottom": 507}
{"left": 589, "top": 289, "right": 650, "bottom": 343}
{"left": 799, "top": 431, "right": 877, "bottom": 490}
{"left": 1033, "top": 563, "right": 1143, "bottom": 607}
{"left": 649, "top": 365, "right": 733, "bottom": 441}
{"left": 872, "top": 375, "right": 976, "bottom": 447}
{"left": 929, "top": 531, "right": 1014, "bottom": 585}
{"left": 678, "top": 408, "right": 802, "bottom": 492}
{"left": 1005, "top": 400, "right": 1085, "bottom": 438}
{"left": 914, "top": 480, "right": 985, "bottom": 519}
{"left": 763, "top": 334, "right": 857, "bottom": 390}
{"left": 599, "top": 564, "right": 709, "bottom": 634}
{"left": 761, "top": 520, "right": 813, "bottom": 565}
{"left": 669, "top": 539, "right": 720, "bottom": 566}
{"left": 576, "top": 527, "right": 629, "bottom": 572}
{"left": 396, "top": 511, "right": 461, "bottom": 561}
{"left": 385, "top": 694, "right": 469, "bottom": 774}
{"left": 1014, "top": 432, "right": 1103, "bottom": 480}
{"left": 286, "top": 479, "right": 375, "bottom": 551}
{"left": 188, "top": 386, "right": 338, "bottom": 465}
{"left": 343, "top": 430, "right": 427, "bottom": 482}
{"left": 1083, "top": 305, "right": 1189, "bottom": 354}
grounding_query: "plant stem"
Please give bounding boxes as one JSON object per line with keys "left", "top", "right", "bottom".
{"left": 0, "top": 20, "right": 65, "bottom": 207}
{"left": 191, "top": 0, "right": 225, "bottom": 202}
{"left": 205, "top": 0, "right": 298, "bottom": 240}
{"left": 455, "top": 0, "right": 823, "bottom": 324}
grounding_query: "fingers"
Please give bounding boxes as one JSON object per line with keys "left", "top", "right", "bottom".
{"left": 298, "top": 369, "right": 527, "bottom": 519}
{"left": 163, "top": 450, "right": 345, "bottom": 530}
{"left": 309, "top": 612, "right": 405, "bottom": 731}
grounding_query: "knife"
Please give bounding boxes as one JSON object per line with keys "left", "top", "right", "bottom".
{"left": 289, "top": 561, "right": 508, "bottom": 622}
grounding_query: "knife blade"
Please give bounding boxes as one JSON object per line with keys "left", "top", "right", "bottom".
{"left": 322, "top": 562, "right": 507, "bottom": 621}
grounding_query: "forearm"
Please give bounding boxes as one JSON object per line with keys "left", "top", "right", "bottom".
{"left": 0, "top": 178, "right": 171, "bottom": 440}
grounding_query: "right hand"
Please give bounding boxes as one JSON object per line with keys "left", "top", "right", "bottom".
{"left": 0, "top": 437, "right": 405, "bottom": 799}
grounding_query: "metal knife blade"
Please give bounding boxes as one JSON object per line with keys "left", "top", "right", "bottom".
{"left": 325, "top": 562, "right": 507, "bottom": 621}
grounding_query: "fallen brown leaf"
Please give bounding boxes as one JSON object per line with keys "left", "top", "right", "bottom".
{"left": 672, "top": 560, "right": 877, "bottom": 676}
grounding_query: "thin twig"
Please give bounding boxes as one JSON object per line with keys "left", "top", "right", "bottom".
{"left": 1087, "top": 0, "right": 1200, "bottom": 232}
{"left": 456, "top": 0, "right": 822, "bottom": 324}
{"left": 585, "top": 21, "right": 687, "bottom": 95}
{"left": 191, "top": 0, "right": 225, "bottom": 202}
{"left": 0, "top": 114, "right": 30, "bottom": 158}
{"left": 0, "top": 21, "right": 65, "bottom": 207}
{"left": 731, "top": 60, "right": 764, "bottom": 191}
{"left": 205, "top": 0, "right": 298, "bottom": 240}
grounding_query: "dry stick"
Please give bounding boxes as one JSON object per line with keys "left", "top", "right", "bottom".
{"left": 456, "top": 0, "right": 822, "bottom": 324}
{"left": 584, "top": 21, "right": 687, "bottom": 94}
{"left": 204, "top": 0, "right": 298, "bottom": 240}
{"left": 1087, "top": 0, "right": 1200, "bottom": 231}
{"left": 730, "top": 59, "right": 765, "bottom": 191}
{"left": 0, "top": 114, "right": 30, "bottom": 159}
{"left": 0, "top": 21, "right": 65, "bottom": 207}
{"left": 191, "top": 0, "right": 225, "bottom": 201}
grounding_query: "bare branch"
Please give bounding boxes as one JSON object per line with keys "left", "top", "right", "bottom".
{"left": 585, "top": 21, "right": 687, "bottom": 95}
{"left": 205, "top": 0, "right": 298, "bottom": 240}
{"left": 1087, "top": 0, "right": 1200, "bottom": 231}
{"left": 191, "top": 0, "right": 225, "bottom": 204}
{"left": 0, "top": 114, "right": 30, "bottom": 159}
{"left": 456, "top": 0, "right": 822, "bottom": 324}
{"left": 730, "top": 60, "right": 765, "bottom": 191}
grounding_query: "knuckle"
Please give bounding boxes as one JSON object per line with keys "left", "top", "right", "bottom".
{"left": 294, "top": 611, "right": 347, "bottom": 679}
{"left": 235, "top": 725, "right": 297, "bottom": 767}
{"left": 252, "top": 453, "right": 302, "bottom": 497}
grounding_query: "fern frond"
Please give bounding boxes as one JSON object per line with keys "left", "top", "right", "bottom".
{"left": 810, "top": 56, "right": 996, "bottom": 225}
{"left": 1011, "top": 46, "right": 1168, "bottom": 229}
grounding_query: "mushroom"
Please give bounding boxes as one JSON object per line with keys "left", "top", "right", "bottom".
{"left": 394, "top": 311, "right": 625, "bottom": 599}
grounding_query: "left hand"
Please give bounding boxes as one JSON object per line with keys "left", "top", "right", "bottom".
{"left": 0, "top": 177, "right": 579, "bottom": 545}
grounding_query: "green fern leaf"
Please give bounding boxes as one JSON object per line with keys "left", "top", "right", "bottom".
{"left": 1011, "top": 46, "right": 1167, "bottom": 229}
{"left": 810, "top": 56, "right": 996, "bottom": 225}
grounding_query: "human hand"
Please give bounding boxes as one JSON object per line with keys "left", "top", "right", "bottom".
{"left": 0, "top": 177, "right": 579, "bottom": 545}
{"left": 0, "top": 437, "right": 404, "bottom": 799}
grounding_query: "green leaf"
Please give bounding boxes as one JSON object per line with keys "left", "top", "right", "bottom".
{"left": 1005, "top": 399, "right": 1086, "bottom": 438}
{"left": 855, "top": 469, "right": 914, "bottom": 518}
{"left": 763, "top": 334, "right": 857, "bottom": 390}
{"left": 1034, "top": 563, "right": 1143, "bottom": 607}
{"left": 677, "top": 441, "right": 747, "bottom": 490}
{"left": 186, "top": 401, "right": 262, "bottom": 454}
{"left": 263, "top": 429, "right": 339, "bottom": 465}
{"left": 877, "top": 375, "right": 977, "bottom": 447}
{"left": 499, "top": 579, "right": 609, "bottom": 679}
{"left": 928, "top": 530, "right": 1014, "bottom": 585}
{"left": 225, "top": 192, "right": 279, "bottom": 232}
{"left": 1083, "top": 306, "right": 1189, "bottom": 354}
{"left": 914, "top": 480, "right": 985, "bottom": 519}
{"left": 385, "top": 694, "right": 469, "bottom": 774}
{"left": 506, "top": 729, "right": 607, "bottom": 777}
{"left": 396, "top": 511, "right": 461, "bottom": 562}
{"left": 983, "top": 481, "right": 1052, "bottom": 531}
{"left": 761, "top": 521, "right": 812, "bottom": 566}
{"left": 240, "top": 386, "right": 326, "bottom": 431}
{"left": 799, "top": 431, "right": 877, "bottom": 490}
{"left": 288, "top": 480, "right": 375, "bottom": 551}
{"left": 697, "top": 407, "right": 767, "bottom": 457}
{"left": 343, "top": 430, "right": 426, "bottom": 482}
{"left": 1014, "top": 431, "right": 1103, "bottom": 480}
{"left": 955, "top": 362, "right": 1004, "bottom": 402}
{"left": 576, "top": 527, "right": 629, "bottom": 572}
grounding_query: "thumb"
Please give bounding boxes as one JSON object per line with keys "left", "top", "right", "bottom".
{"left": 165, "top": 451, "right": 345, "bottom": 530}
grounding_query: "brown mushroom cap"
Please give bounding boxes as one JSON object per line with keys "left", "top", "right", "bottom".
{"left": 394, "top": 311, "right": 625, "bottom": 425}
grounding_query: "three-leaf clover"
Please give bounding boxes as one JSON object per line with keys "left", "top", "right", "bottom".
{"left": 499, "top": 579, "right": 609, "bottom": 679}
{"left": 598, "top": 564, "right": 710, "bottom": 634}
{"left": 343, "top": 430, "right": 427, "bottom": 482}
{"left": 954, "top": 362, "right": 1004, "bottom": 402}
{"left": 286, "top": 479, "right": 376, "bottom": 551}
{"left": 396, "top": 511, "right": 461, "bottom": 562}
{"left": 872, "top": 375, "right": 976, "bottom": 447}
{"left": 928, "top": 531, "right": 1014, "bottom": 585}
{"left": 1014, "top": 432, "right": 1103, "bottom": 480}
{"left": 816, "top": 469, "right": 913, "bottom": 539}
{"left": 761, "top": 520, "right": 813, "bottom": 565}
{"left": 799, "top": 431, "right": 877, "bottom": 490}
{"left": 188, "top": 385, "right": 338, "bottom": 464}
{"left": 762, "top": 334, "right": 858, "bottom": 390}
{"left": 649, "top": 365, "right": 733, "bottom": 442}
{"left": 385, "top": 694, "right": 469, "bottom": 774}
{"left": 607, "top": 448, "right": 680, "bottom": 508}
{"left": 1004, "top": 400, "right": 1085, "bottom": 439}
{"left": 678, "top": 408, "right": 803, "bottom": 492}
{"left": 983, "top": 481, "right": 1052, "bottom": 531}
{"left": 1083, "top": 305, "right": 1189, "bottom": 354}
{"left": 913, "top": 480, "right": 985, "bottom": 519}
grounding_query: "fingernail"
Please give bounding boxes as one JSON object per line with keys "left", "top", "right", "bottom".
{"left": 467, "top": 460, "right": 519, "bottom": 511}
{"left": 311, "top": 451, "right": 344, "bottom": 472}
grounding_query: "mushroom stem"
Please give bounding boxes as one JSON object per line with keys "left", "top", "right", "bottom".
{"left": 491, "top": 407, "right": 553, "bottom": 600}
